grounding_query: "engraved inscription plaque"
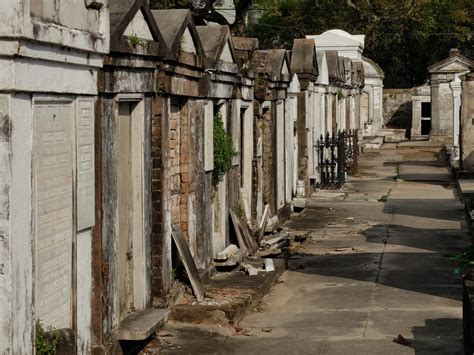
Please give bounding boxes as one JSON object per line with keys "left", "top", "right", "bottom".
{"left": 76, "top": 99, "right": 95, "bottom": 231}
{"left": 34, "top": 102, "right": 73, "bottom": 329}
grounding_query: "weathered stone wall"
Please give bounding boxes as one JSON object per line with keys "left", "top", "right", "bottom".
{"left": 296, "top": 91, "right": 307, "bottom": 190}
{"left": 192, "top": 100, "right": 213, "bottom": 270}
{"left": 30, "top": 0, "right": 102, "bottom": 33}
{"left": 151, "top": 97, "right": 213, "bottom": 291}
{"left": 151, "top": 97, "right": 168, "bottom": 300}
{"left": 382, "top": 89, "right": 412, "bottom": 130}
{"left": 431, "top": 81, "right": 454, "bottom": 141}
{"left": 252, "top": 104, "right": 263, "bottom": 222}
{"left": 0, "top": 95, "right": 11, "bottom": 355}
{"left": 262, "top": 108, "right": 275, "bottom": 209}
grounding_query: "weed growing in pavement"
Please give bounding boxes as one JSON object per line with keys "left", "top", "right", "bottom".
{"left": 378, "top": 188, "right": 392, "bottom": 203}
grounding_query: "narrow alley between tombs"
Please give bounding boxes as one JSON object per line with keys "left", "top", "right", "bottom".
{"left": 142, "top": 143, "right": 469, "bottom": 354}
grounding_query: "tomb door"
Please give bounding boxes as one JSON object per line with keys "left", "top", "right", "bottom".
{"left": 117, "top": 100, "right": 146, "bottom": 318}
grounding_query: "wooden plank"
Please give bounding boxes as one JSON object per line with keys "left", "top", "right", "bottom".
{"left": 258, "top": 204, "right": 271, "bottom": 244}
{"left": 236, "top": 215, "right": 258, "bottom": 255}
{"left": 229, "top": 210, "right": 248, "bottom": 255}
{"left": 262, "top": 235, "right": 287, "bottom": 247}
{"left": 171, "top": 224, "right": 205, "bottom": 302}
{"left": 131, "top": 100, "right": 146, "bottom": 311}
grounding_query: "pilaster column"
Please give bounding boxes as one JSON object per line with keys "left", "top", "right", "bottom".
{"left": 451, "top": 79, "right": 462, "bottom": 160}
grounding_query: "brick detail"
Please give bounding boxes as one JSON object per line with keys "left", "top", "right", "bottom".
{"left": 151, "top": 97, "right": 165, "bottom": 298}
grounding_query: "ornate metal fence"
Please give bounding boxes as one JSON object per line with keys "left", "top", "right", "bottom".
{"left": 316, "top": 129, "right": 359, "bottom": 188}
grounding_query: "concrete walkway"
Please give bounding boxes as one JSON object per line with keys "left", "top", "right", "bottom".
{"left": 144, "top": 144, "right": 469, "bottom": 354}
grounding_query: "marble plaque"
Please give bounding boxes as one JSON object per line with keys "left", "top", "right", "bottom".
{"left": 76, "top": 99, "right": 95, "bottom": 231}
{"left": 34, "top": 102, "right": 73, "bottom": 329}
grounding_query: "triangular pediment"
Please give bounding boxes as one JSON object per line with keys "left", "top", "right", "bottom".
{"left": 288, "top": 73, "right": 301, "bottom": 93}
{"left": 219, "top": 40, "right": 235, "bottom": 63}
{"left": 428, "top": 55, "right": 474, "bottom": 73}
{"left": 281, "top": 59, "right": 289, "bottom": 75}
{"left": 181, "top": 26, "right": 197, "bottom": 54}
{"left": 436, "top": 60, "right": 471, "bottom": 72}
{"left": 124, "top": 9, "right": 154, "bottom": 40}
{"left": 316, "top": 51, "right": 329, "bottom": 85}
{"left": 109, "top": 0, "right": 168, "bottom": 55}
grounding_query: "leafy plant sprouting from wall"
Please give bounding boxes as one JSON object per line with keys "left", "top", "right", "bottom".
{"left": 129, "top": 34, "right": 142, "bottom": 46}
{"left": 213, "top": 112, "right": 236, "bottom": 185}
{"left": 337, "top": 89, "right": 345, "bottom": 102}
{"left": 35, "top": 320, "right": 59, "bottom": 355}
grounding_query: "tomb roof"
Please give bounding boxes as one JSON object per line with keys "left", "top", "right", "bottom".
{"left": 232, "top": 37, "right": 259, "bottom": 51}
{"left": 290, "top": 39, "right": 318, "bottom": 78}
{"left": 253, "top": 49, "right": 290, "bottom": 82}
{"left": 325, "top": 50, "right": 344, "bottom": 83}
{"left": 362, "top": 56, "right": 384, "bottom": 79}
{"left": 196, "top": 25, "right": 236, "bottom": 66}
{"left": 307, "top": 29, "right": 365, "bottom": 60}
{"left": 428, "top": 48, "right": 474, "bottom": 74}
{"left": 152, "top": 9, "right": 204, "bottom": 59}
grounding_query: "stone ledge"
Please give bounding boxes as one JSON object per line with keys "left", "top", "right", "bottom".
{"left": 116, "top": 308, "right": 170, "bottom": 341}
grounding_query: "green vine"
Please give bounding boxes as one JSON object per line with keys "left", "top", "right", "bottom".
{"left": 213, "top": 112, "right": 236, "bottom": 185}
{"left": 35, "top": 320, "right": 59, "bottom": 355}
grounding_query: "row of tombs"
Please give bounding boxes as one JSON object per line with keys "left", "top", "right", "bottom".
{"left": 0, "top": 0, "right": 385, "bottom": 353}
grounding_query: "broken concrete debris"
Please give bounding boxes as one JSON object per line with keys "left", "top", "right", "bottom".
{"left": 216, "top": 244, "right": 239, "bottom": 261}
{"left": 241, "top": 263, "right": 260, "bottom": 276}
{"left": 265, "top": 215, "right": 280, "bottom": 233}
{"left": 264, "top": 259, "right": 275, "bottom": 272}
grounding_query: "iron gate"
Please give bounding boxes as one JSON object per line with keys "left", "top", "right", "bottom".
{"left": 316, "top": 129, "right": 359, "bottom": 188}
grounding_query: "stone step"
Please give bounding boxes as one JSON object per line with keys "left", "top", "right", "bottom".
{"left": 116, "top": 308, "right": 170, "bottom": 341}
